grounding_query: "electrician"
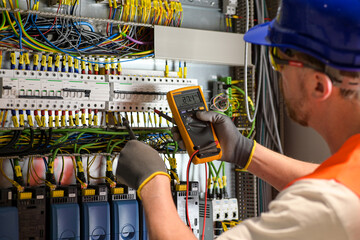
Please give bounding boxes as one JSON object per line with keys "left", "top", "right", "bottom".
{"left": 116, "top": 0, "right": 360, "bottom": 239}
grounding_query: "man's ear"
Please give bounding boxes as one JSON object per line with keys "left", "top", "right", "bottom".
{"left": 311, "top": 72, "right": 333, "bottom": 101}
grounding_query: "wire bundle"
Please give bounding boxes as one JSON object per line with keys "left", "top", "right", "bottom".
{"left": 210, "top": 93, "right": 230, "bottom": 112}
{"left": 0, "top": 128, "right": 174, "bottom": 158}
{"left": 0, "top": 128, "right": 177, "bottom": 198}
{"left": 0, "top": 0, "right": 183, "bottom": 61}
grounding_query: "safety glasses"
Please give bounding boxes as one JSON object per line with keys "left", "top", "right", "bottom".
{"left": 269, "top": 47, "right": 323, "bottom": 72}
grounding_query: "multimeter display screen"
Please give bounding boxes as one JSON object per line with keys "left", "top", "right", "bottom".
{"left": 174, "top": 91, "right": 202, "bottom": 108}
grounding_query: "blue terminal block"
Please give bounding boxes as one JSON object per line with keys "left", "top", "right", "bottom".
{"left": 51, "top": 204, "right": 80, "bottom": 239}
{"left": 82, "top": 202, "right": 111, "bottom": 240}
{"left": 80, "top": 185, "right": 111, "bottom": 240}
{"left": 109, "top": 187, "right": 139, "bottom": 240}
{"left": 49, "top": 186, "right": 80, "bottom": 240}
{"left": 111, "top": 200, "right": 139, "bottom": 240}
{"left": 0, "top": 188, "right": 18, "bottom": 240}
{"left": 0, "top": 206, "right": 19, "bottom": 240}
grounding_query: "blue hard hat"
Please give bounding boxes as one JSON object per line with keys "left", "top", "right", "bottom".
{"left": 244, "top": 0, "right": 360, "bottom": 71}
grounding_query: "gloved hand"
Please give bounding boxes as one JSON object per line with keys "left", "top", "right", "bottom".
{"left": 172, "top": 111, "right": 256, "bottom": 169}
{"left": 116, "top": 140, "right": 170, "bottom": 198}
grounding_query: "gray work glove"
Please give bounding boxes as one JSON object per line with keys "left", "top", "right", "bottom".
{"left": 172, "top": 111, "right": 256, "bottom": 169}
{"left": 116, "top": 140, "right": 170, "bottom": 198}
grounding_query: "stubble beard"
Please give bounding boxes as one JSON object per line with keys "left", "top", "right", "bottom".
{"left": 279, "top": 76, "right": 309, "bottom": 127}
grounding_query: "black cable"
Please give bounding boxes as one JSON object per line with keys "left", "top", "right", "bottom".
{"left": 9, "top": 159, "right": 14, "bottom": 172}
{"left": 0, "top": 129, "right": 35, "bottom": 156}
{"left": 0, "top": 130, "right": 21, "bottom": 152}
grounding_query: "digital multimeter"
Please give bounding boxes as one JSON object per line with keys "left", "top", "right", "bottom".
{"left": 167, "top": 86, "right": 222, "bottom": 164}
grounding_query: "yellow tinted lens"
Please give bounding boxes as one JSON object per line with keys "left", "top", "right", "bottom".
{"left": 269, "top": 47, "right": 279, "bottom": 71}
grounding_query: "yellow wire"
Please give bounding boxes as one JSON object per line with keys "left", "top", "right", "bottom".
{"left": 87, "top": 154, "right": 116, "bottom": 187}
{"left": 3, "top": 9, "right": 48, "bottom": 52}
{"left": 0, "top": 159, "right": 24, "bottom": 192}
{"left": 168, "top": 169, "right": 180, "bottom": 182}
{"left": 29, "top": 157, "right": 55, "bottom": 189}
{"left": 70, "top": 155, "right": 87, "bottom": 189}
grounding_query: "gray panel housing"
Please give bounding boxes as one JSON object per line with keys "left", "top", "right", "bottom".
{"left": 155, "top": 26, "right": 250, "bottom": 66}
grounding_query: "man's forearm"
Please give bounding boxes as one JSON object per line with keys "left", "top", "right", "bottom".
{"left": 247, "top": 144, "right": 319, "bottom": 190}
{"left": 141, "top": 175, "right": 197, "bottom": 240}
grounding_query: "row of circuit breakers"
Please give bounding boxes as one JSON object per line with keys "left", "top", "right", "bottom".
{"left": 0, "top": 69, "right": 198, "bottom": 112}
{"left": 0, "top": 182, "right": 239, "bottom": 240}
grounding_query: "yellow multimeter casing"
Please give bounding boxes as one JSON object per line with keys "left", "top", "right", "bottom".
{"left": 167, "top": 86, "right": 222, "bottom": 164}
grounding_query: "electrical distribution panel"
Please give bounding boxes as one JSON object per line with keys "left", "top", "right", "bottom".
{"left": 0, "top": 0, "right": 259, "bottom": 238}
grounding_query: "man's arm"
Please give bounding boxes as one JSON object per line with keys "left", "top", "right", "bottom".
{"left": 116, "top": 140, "right": 197, "bottom": 239}
{"left": 194, "top": 111, "right": 319, "bottom": 190}
{"left": 141, "top": 175, "right": 197, "bottom": 240}
{"left": 247, "top": 144, "right": 319, "bottom": 190}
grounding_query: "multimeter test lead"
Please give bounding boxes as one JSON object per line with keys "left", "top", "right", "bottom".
{"left": 153, "top": 108, "right": 176, "bottom": 125}
{"left": 122, "top": 117, "right": 137, "bottom": 140}
{"left": 154, "top": 108, "right": 207, "bottom": 128}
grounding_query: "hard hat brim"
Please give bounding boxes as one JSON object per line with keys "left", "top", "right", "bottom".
{"left": 244, "top": 21, "right": 274, "bottom": 46}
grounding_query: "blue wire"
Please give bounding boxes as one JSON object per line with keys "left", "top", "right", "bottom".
{"left": 110, "top": 8, "right": 117, "bottom": 36}
{"left": 0, "top": 34, "right": 16, "bottom": 41}
{"left": 8, "top": 13, "right": 22, "bottom": 50}
{"left": 31, "top": 21, "right": 154, "bottom": 64}
{"left": 6, "top": 11, "right": 121, "bottom": 55}
{"left": 31, "top": 22, "right": 95, "bottom": 32}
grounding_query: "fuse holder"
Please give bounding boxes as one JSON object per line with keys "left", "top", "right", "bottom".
{"left": 50, "top": 190, "right": 65, "bottom": 198}
{"left": 175, "top": 184, "right": 187, "bottom": 191}
{"left": 18, "top": 192, "right": 32, "bottom": 200}
{"left": 111, "top": 187, "right": 124, "bottom": 195}
{"left": 82, "top": 189, "right": 95, "bottom": 196}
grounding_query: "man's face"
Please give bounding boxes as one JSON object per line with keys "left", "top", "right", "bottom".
{"left": 278, "top": 62, "right": 310, "bottom": 127}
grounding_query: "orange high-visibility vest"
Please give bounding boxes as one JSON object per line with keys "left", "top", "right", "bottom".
{"left": 288, "top": 134, "right": 360, "bottom": 197}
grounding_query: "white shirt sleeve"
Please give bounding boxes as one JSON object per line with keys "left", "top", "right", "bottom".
{"left": 217, "top": 179, "right": 360, "bottom": 240}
